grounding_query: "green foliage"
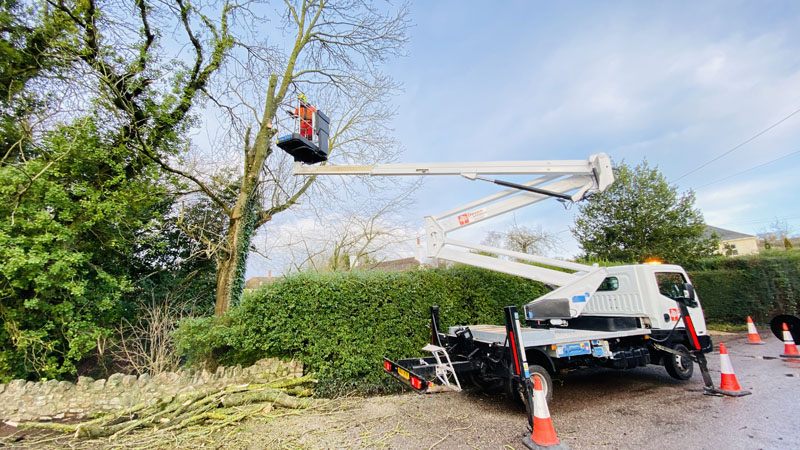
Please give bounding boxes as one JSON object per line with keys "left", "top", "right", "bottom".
{"left": 0, "top": 120, "right": 170, "bottom": 381}
{"left": 705, "top": 322, "right": 748, "bottom": 332}
{"left": 572, "top": 160, "right": 718, "bottom": 266}
{"left": 175, "top": 266, "right": 548, "bottom": 396}
{"left": 785, "top": 237, "right": 793, "bottom": 250}
{"left": 125, "top": 212, "right": 218, "bottom": 318}
{"left": 689, "top": 253, "right": 800, "bottom": 323}
{"left": 0, "top": 0, "right": 226, "bottom": 381}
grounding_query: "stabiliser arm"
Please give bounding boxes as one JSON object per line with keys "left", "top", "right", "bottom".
{"left": 651, "top": 285, "right": 750, "bottom": 397}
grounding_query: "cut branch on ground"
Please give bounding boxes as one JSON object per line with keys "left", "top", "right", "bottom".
{"left": 7, "top": 376, "right": 318, "bottom": 442}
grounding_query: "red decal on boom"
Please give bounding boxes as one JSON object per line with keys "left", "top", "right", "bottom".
{"left": 509, "top": 331, "right": 521, "bottom": 375}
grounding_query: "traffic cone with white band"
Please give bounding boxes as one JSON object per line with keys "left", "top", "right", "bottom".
{"left": 718, "top": 343, "right": 743, "bottom": 392}
{"left": 780, "top": 322, "right": 800, "bottom": 358}
{"left": 746, "top": 316, "right": 764, "bottom": 344}
{"left": 522, "top": 375, "right": 568, "bottom": 449}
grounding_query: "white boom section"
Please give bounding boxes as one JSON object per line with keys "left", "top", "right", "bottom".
{"left": 293, "top": 153, "right": 615, "bottom": 318}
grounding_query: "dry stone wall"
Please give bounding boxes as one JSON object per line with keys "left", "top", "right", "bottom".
{"left": 0, "top": 358, "right": 303, "bottom": 422}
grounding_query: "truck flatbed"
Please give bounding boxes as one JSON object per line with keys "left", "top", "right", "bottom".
{"left": 449, "top": 325, "right": 651, "bottom": 347}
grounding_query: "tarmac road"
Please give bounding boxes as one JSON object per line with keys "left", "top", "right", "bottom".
{"left": 547, "top": 330, "right": 800, "bottom": 450}
{"left": 4, "top": 331, "right": 795, "bottom": 450}
{"left": 226, "top": 329, "right": 800, "bottom": 450}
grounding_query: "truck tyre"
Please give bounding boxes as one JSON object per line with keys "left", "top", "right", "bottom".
{"left": 664, "top": 343, "right": 694, "bottom": 380}
{"left": 506, "top": 364, "right": 553, "bottom": 405}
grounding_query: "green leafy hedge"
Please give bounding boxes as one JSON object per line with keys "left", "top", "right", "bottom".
{"left": 174, "top": 266, "right": 547, "bottom": 396}
{"left": 689, "top": 253, "right": 800, "bottom": 323}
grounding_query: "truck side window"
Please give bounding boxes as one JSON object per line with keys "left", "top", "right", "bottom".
{"left": 655, "top": 272, "right": 687, "bottom": 299}
{"left": 597, "top": 277, "right": 619, "bottom": 291}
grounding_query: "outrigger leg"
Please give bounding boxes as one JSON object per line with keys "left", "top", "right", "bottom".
{"left": 503, "top": 306, "right": 533, "bottom": 427}
{"left": 504, "top": 307, "right": 569, "bottom": 449}
{"left": 656, "top": 300, "right": 751, "bottom": 397}
{"left": 503, "top": 306, "right": 536, "bottom": 429}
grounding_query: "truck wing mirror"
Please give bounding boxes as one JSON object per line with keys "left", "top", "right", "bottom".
{"left": 682, "top": 283, "right": 698, "bottom": 307}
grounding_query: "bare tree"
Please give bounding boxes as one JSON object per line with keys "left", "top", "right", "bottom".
{"left": 111, "top": 295, "right": 189, "bottom": 376}
{"left": 263, "top": 188, "right": 420, "bottom": 273}
{"left": 173, "top": 0, "right": 410, "bottom": 315}
{"left": 758, "top": 218, "right": 793, "bottom": 249}
{"left": 46, "top": 0, "right": 410, "bottom": 315}
{"left": 482, "top": 221, "right": 562, "bottom": 259}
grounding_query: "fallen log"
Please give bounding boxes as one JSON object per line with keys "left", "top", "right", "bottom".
{"left": 221, "top": 387, "right": 315, "bottom": 409}
{"left": 13, "top": 380, "right": 318, "bottom": 441}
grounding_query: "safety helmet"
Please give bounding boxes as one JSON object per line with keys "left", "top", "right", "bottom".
{"left": 298, "top": 93, "right": 307, "bottom": 102}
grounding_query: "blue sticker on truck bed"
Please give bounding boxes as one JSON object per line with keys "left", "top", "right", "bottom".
{"left": 572, "top": 295, "right": 587, "bottom": 303}
{"left": 556, "top": 341, "right": 591, "bottom": 357}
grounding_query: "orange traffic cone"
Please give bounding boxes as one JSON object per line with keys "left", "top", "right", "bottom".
{"left": 718, "top": 343, "right": 745, "bottom": 393}
{"left": 746, "top": 316, "right": 764, "bottom": 344}
{"left": 780, "top": 322, "right": 800, "bottom": 358}
{"left": 522, "top": 375, "right": 568, "bottom": 449}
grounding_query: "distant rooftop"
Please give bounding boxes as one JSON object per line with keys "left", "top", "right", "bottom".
{"left": 245, "top": 276, "right": 281, "bottom": 289}
{"left": 364, "top": 256, "right": 420, "bottom": 272}
{"left": 704, "top": 225, "right": 755, "bottom": 241}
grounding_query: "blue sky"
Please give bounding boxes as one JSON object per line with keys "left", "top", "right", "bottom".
{"left": 249, "top": 1, "right": 800, "bottom": 275}
{"left": 386, "top": 2, "right": 800, "bottom": 244}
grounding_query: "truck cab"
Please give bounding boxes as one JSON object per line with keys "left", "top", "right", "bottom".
{"left": 585, "top": 263, "right": 708, "bottom": 338}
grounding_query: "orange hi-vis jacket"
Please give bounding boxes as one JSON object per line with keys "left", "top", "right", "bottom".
{"left": 295, "top": 104, "right": 317, "bottom": 139}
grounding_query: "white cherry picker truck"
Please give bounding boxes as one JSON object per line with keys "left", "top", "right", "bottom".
{"left": 276, "top": 109, "right": 739, "bottom": 432}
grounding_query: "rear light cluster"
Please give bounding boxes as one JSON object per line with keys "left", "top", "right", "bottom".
{"left": 382, "top": 359, "right": 429, "bottom": 391}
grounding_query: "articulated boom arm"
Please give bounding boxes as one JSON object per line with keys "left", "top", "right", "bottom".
{"left": 293, "top": 153, "right": 615, "bottom": 319}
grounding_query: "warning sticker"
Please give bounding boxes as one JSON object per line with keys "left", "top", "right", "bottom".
{"left": 669, "top": 308, "right": 680, "bottom": 321}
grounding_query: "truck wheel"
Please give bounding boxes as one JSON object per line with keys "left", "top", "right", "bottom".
{"left": 664, "top": 344, "right": 694, "bottom": 380}
{"left": 506, "top": 364, "right": 553, "bottom": 405}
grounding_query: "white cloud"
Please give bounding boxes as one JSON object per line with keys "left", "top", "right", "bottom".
{"left": 696, "top": 172, "right": 796, "bottom": 231}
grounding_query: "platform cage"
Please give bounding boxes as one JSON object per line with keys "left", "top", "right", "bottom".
{"left": 276, "top": 97, "right": 330, "bottom": 164}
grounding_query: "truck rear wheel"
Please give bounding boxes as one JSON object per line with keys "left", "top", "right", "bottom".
{"left": 664, "top": 343, "right": 694, "bottom": 380}
{"left": 506, "top": 364, "right": 553, "bottom": 405}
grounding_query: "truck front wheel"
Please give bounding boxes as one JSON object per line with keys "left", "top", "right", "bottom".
{"left": 506, "top": 364, "right": 553, "bottom": 405}
{"left": 664, "top": 344, "right": 694, "bottom": 380}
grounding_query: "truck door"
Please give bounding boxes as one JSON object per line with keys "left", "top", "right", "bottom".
{"left": 654, "top": 271, "right": 708, "bottom": 336}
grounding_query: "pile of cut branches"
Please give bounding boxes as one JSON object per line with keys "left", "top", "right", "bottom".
{"left": 9, "top": 375, "right": 317, "bottom": 441}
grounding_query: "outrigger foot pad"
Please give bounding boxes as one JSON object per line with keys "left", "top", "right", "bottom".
{"left": 522, "top": 436, "right": 570, "bottom": 450}
{"left": 717, "top": 388, "right": 752, "bottom": 397}
{"left": 703, "top": 387, "right": 751, "bottom": 397}
{"left": 702, "top": 388, "right": 724, "bottom": 397}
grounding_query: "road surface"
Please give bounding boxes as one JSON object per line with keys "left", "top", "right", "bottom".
{"left": 230, "top": 330, "right": 800, "bottom": 449}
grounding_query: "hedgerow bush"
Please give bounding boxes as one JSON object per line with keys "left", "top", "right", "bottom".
{"left": 174, "top": 266, "right": 547, "bottom": 396}
{"left": 689, "top": 253, "right": 800, "bottom": 323}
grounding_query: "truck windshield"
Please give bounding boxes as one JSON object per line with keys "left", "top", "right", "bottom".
{"left": 655, "top": 272, "right": 687, "bottom": 299}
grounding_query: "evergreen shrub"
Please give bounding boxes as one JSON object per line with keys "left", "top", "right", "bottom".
{"left": 689, "top": 253, "right": 800, "bottom": 323}
{"left": 175, "top": 266, "right": 547, "bottom": 396}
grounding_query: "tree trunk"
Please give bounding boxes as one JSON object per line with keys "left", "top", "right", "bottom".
{"left": 214, "top": 194, "right": 258, "bottom": 316}
{"left": 214, "top": 250, "right": 239, "bottom": 316}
